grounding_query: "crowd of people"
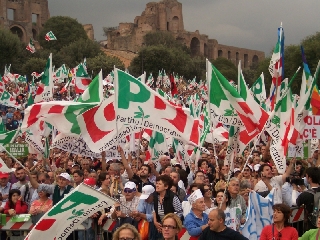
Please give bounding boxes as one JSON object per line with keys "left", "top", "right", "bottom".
{"left": 0, "top": 78, "right": 320, "bottom": 240}
{"left": 0, "top": 137, "right": 319, "bottom": 240}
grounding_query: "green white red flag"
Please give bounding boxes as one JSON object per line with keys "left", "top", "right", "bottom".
{"left": 75, "top": 61, "right": 91, "bottom": 93}
{"left": 149, "top": 131, "right": 168, "bottom": 160}
{"left": 0, "top": 129, "right": 19, "bottom": 145}
{"left": 0, "top": 90, "right": 19, "bottom": 108}
{"left": 45, "top": 31, "right": 57, "bottom": 41}
{"left": 78, "top": 70, "right": 103, "bottom": 103}
{"left": 34, "top": 54, "right": 54, "bottom": 103}
{"left": 114, "top": 68, "right": 200, "bottom": 146}
{"left": 25, "top": 184, "right": 116, "bottom": 240}
{"left": 21, "top": 101, "right": 97, "bottom": 136}
{"left": 208, "top": 60, "right": 269, "bottom": 136}
{"left": 26, "top": 38, "right": 36, "bottom": 53}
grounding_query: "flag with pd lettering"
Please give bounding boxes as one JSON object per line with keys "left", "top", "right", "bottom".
{"left": 25, "top": 184, "right": 116, "bottom": 240}
{"left": 45, "top": 31, "right": 57, "bottom": 41}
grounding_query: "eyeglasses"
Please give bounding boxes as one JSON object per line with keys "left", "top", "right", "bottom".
{"left": 119, "top": 238, "right": 134, "bottom": 240}
{"left": 124, "top": 188, "right": 136, "bottom": 193}
{"left": 38, "top": 179, "right": 46, "bottom": 183}
{"left": 162, "top": 225, "right": 177, "bottom": 230}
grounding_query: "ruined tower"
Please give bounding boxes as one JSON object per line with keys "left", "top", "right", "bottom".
{"left": 0, "top": 0, "right": 50, "bottom": 42}
{"left": 107, "top": 0, "right": 264, "bottom": 69}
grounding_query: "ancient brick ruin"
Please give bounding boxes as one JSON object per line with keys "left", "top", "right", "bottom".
{"left": 107, "top": 0, "right": 265, "bottom": 68}
{"left": 0, "top": 0, "right": 50, "bottom": 43}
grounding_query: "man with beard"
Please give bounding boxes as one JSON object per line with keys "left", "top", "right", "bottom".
{"left": 135, "top": 164, "right": 154, "bottom": 193}
{"left": 12, "top": 167, "right": 29, "bottom": 189}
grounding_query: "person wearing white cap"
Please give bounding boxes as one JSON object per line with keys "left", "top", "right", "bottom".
{"left": 184, "top": 189, "right": 209, "bottom": 237}
{"left": 131, "top": 185, "right": 155, "bottom": 223}
{"left": 27, "top": 170, "right": 73, "bottom": 206}
{"left": 110, "top": 181, "right": 140, "bottom": 221}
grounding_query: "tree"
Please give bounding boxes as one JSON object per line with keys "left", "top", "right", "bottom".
{"left": 38, "top": 16, "right": 88, "bottom": 51}
{"left": 211, "top": 57, "right": 237, "bottom": 81}
{"left": 86, "top": 53, "right": 125, "bottom": 77}
{"left": 22, "top": 58, "right": 47, "bottom": 77}
{"left": 129, "top": 45, "right": 201, "bottom": 80}
{"left": 59, "top": 39, "right": 102, "bottom": 67}
{"left": 0, "top": 29, "right": 23, "bottom": 73}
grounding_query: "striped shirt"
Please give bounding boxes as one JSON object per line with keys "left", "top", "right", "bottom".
{"left": 157, "top": 195, "right": 182, "bottom": 220}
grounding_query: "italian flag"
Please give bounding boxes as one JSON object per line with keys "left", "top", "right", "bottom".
{"left": 78, "top": 70, "right": 103, "bottom": 103}
{"left": 45, "top": 31, "right": 57, "bottom": 41}
{"left": 26, "top": 38, "right": 36, "bottom": 53}
{"left": 0, "top": 129, "right": 18, "bottom": 145}
{"left": 34, "top": 54, "right": 54, "bottom": 103}
{"left": 0, "top": 90, "right": 19, "bottom": 108}
{"left": 21, "top": 101, "right": 97, "bottom": 136}
{"left": 149, "top": 131, "right": 168, "bottom": 160}
{"left": 75, "top": 62, "right": 91, "bottom": 93}
{"left": 25, "top": 184, "right": 116, "bottom": 240}
{"left": 208, "top": 60, "right": 269, "bottom": 136}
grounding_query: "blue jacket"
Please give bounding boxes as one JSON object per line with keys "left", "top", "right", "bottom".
{"left": 184, "top": 209, "right": 208, "bottom": 236}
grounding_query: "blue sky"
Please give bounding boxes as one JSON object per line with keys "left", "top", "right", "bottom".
{"left": 49, "top": 0, "right": 320, "bottom": 55}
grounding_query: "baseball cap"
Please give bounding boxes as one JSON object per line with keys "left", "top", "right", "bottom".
{"left": 140, "top": 185, "right": 155, "bottom": 200}
{"left": 254, "top": 164, "right": 261, "bottom": 172}
{"left": 124, "top": 181, "right": 136, "bottom": 190}
{"left": 233, "top": 168, "right": 241, "bottom": 173}
{"left": 84, "top": 178, "right": 96, "bottom": 186}
{"left": 72, "top": 164, "right": 80, "bottom": 168}
{"left": 59, "top": 172, "right": 71, "bottom": 181}
{"left": 0, "top": 172, "right": 9, "bottom": 178}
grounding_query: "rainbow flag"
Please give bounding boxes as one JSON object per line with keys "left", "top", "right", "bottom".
{"left": 311, "top": 85, "right": 320, "bottom": 115}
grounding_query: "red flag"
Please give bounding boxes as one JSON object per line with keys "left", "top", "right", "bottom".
{"left": 170, "top": 74, "right": 178, "bottom": 96}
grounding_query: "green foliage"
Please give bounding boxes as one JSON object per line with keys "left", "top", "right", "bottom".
{"left": 242, "top": 68, "right": 257, "bottom": 86}
{"left": 143, "top": 31, "right": 190, "bottom": 53}
{"left": 38, "top": 16, "right": 88, "bottom": 51}
{"left": 129, "top": 45, "right": 203, "bottom": 80}
{"left": 211, "top": 57, "right": 237, "bottom": 81}
{"left": 22, "top": 58, "right": 47, "bottom": 77}
{"left": 59, "top": 39, "right": 102, "bottom": 67}
{"left": 86, "top": 53, "right": 124, "bottom": 77}
{"left": 0, "top": 29, "right": 23, "bottom": 73}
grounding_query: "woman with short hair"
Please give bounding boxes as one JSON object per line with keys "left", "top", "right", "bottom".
{"left": 260, "top": 203, "right": 298, "bottom": 240}
{"left": 162, "top": 213, "right": 183, "bottom": 240}
{"left": 112, "top": 223, "right": 141, "bottom": 240}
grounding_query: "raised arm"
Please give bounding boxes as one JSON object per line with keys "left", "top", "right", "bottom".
{"left": 118, "top": 146, "right": 133, "bottom": 179}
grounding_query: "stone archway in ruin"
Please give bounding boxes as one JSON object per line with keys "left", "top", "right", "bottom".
{"left": 10, "top": 25, "right": 25, "bottom": 42}
{"left": 252, "top": 55, "right": 259, "bottom": 67}
{"left": 171, "top": 16, "right": 179, "bottom": 33}
{"left": 190, "top": 37, "right": 200, "bottom": 56}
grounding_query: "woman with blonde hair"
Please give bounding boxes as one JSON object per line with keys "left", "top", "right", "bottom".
{"left": 162, "top": 213, "right": 183, "bottom": 240}
{"left": 112, "top": 223, "right": 141, "bottom": 240}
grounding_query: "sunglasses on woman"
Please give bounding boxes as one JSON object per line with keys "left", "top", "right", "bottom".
{"left": 162, "top": 225, "right": 177, "bottom": 230}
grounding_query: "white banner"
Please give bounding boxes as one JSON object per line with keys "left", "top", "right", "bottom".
{"left": 303, "top": 115, "right": 320, "bottom": 139}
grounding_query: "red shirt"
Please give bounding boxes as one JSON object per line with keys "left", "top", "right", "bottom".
{"left": 260, "top": 224, "right": 298, "bottom": 240}
{"left": 4, "top": 200, "right": 28, "bottom": 215}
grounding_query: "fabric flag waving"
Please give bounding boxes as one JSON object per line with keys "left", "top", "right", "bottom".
{"left": 45, "top": 31, "right": 57, "bottom": 41}
{"left": 25, "top": 184, "right": 116, "bottom": 240}
{"left": 0, "top": 157, "right": 12, "bottom": 172}
{"left": 21, "top": 101, "right": 97, "bottom": 136}
{"left": 114, "top": 68, "right": 200, "bottom": 146}
{"left": 34, "top": 53, "right": 54, "bottom": 103}
{"left": 208, "top": 60, "right": 269, "bottom": 137}
{"left": 75, "top": 62, "right": 91, "bottom": 93}
{"left": 0, "top": 129, "right": 18, "bottom": 145}
{"left": 241, "top": 190, "right": 274, "bottom": 240}
{"left": 149, "top": 131, "right": 168, "bottom": 160}
{"left": 78, "top": 70, "right": 103, "bottom": 103}
{"left": 251, "top": 73, "right": 266, "bottom": 105}
{"left": 0, "top": 90, "right": 19, "bottom": 108}
{"left": 26, "top": 38, "right": 36, "bottom": 53}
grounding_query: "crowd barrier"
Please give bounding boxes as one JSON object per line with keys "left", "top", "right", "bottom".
{"left": 0, "top": 206, "right": 307, "bottom": 240}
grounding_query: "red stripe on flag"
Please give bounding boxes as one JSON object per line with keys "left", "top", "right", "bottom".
{"left": 48, "top": 105, "right": 65, "bottom": 114}
{"left": 10, "top": 222, "right": 26, "bottom": 230}
{"left": 163, "top": 107, "right": 187, "bottom": 133}
{"left": 27, "top": 104, "right": 42, "bottom": 127}
{"left": 82, "top": 106, "right": 113, "bottom": 143}
{"left": 293, "top": 207, "right": 304, "bottom": 222}
{"left": 178, "top": 228, "right": 187, "bottom": 238}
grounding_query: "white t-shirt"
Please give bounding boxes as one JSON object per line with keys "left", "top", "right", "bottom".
{"left": 254, "top": 175, "right": 283, "bottom": 204}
